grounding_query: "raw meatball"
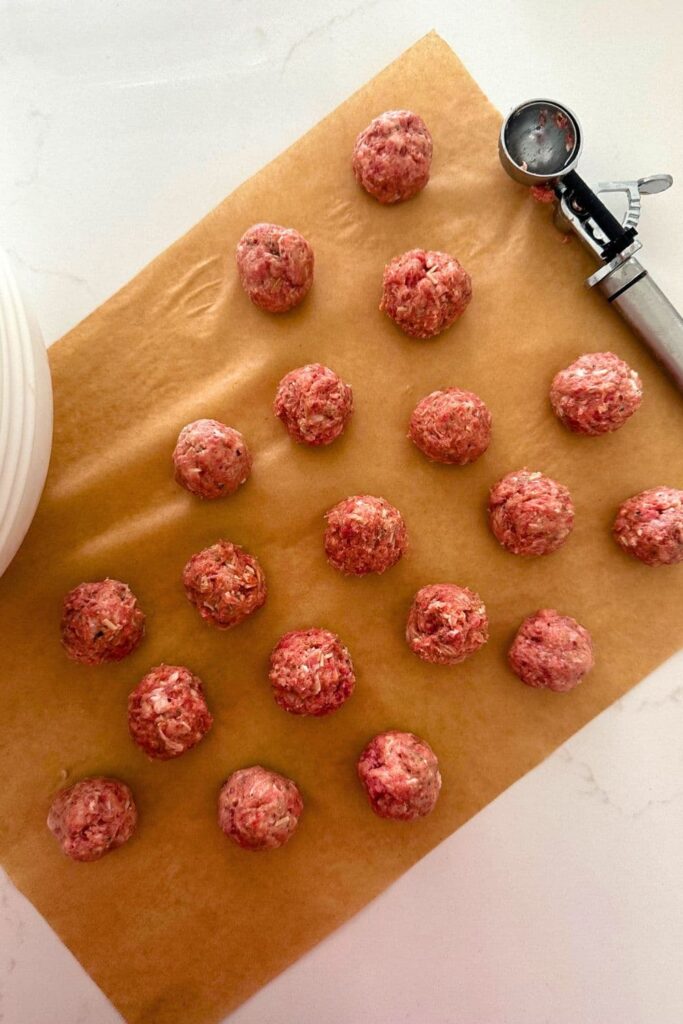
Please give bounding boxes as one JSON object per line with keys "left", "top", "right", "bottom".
{"left": 235, "top": 222, "right": 314, "bottom": 313}
{"left": 406, "top": 583, "right": 488, "bottom": 665}
{"left": 409, "top": 387, "right": 492, "bottom": 464}
{"left": 488, "top": 469, "right": 575, "bottom": 556}
{"left": 47, "top": 777, "right": 137, "bottom": 862}
{"left": 613, "top": 487, "right": 683, "bottom": 566}
{"left": 61, "top": 579, "right": 145, "bottom": 665}
{"left": 218, "top": 766, "right": 303, "bottom": 851}
{"left": 274, "top": 363, "right": 353, "bottom": 446}
{"left": 380, "top": 249, "right": 472, "bottom": 339}
{"left": 128, "top": 664, "right": 213, "bottom": 760}
{"left": 269, "top": 628, "right": 355, "bottom": 716}
{"left": 183, "top": 540, "right": 267, "bottom": 628}
{"left": 173, "top": 419, "right": 252, "bottom": 499}
{"left": 324, "top": 494, "right": 407, "bottom": 576}
{"left": 357, "top": 731, "right": 441, "bottom": 821}
{"left": 352, "top": 110, "right": 433, "bottom": 204}
{"left": 550, "top": 351, "right": 643, "bottom": 435}
{"left": 509, "top": 609, "right": 594, "bottom": 692}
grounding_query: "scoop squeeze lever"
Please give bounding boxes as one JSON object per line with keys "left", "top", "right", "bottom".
{"left": 499, "top": 98, "right": 683, "bottom": 392}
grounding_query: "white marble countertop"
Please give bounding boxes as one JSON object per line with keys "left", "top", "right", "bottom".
{"left": 1, "top": 2, "right": 682, "bottom": 1022}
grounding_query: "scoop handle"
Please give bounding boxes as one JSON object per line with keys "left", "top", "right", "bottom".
{"left": 596, "top": 257, "right": 683, "bottom": 392}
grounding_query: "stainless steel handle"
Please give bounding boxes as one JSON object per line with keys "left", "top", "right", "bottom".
{"left": 595, "top": 257, "right": 683, "bottom": 392}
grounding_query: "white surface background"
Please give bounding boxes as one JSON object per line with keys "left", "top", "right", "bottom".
{"left": 1, "top": 2, "right": 682, "bottom": 1022}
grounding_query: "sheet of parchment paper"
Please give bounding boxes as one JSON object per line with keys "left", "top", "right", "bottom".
{"left": 1, "top": 33, "right": 682, "bottom": 1024}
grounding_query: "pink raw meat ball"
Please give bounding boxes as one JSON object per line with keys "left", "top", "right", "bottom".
{"left": 47, "top": 777, "right": 137, "bottom": 862}
{"left": 488, "top": 469, "right": 574, "bottom": 556}
{"left": 182, "top": 540, "right": 267, "bottom": 629}
{"left": 406, "top": 583, "right": 489, "bottom": 665}
{"left": 173, "top": 419, "right": 252, "bottom": 499}
{"left": 613, "top": 487, "right": 683, "bottom": 566}
{"left": 409, "top": 387, "right": 492, "bottom": 464}
{"left": 357, "top": 731, "right": 441, "bottom": 821}
{"left": 61, "top": 579, "right": 145, "bottom": 665}
{"left": 269, "top": 628, "right": 355, "bottom": 716}
{"left": 550, "top": 351, "right": 643, "bottom": 435}
{"left": 236, "top": 222, "right": 314, "bottom": 313}
{"left": 352, "top": 109, "right": 433, "bottom": 204}
{"left": 508, "top": 609, "right": 594, "bottom": 693}
{"left": 380, "top": 249, "right": 472, "bottom": 339}
{"left": 274, "top": 363, "right": 353, "bottom": 446}
{"left": 324, "top": 494, "right": 407, "bottom": 576}
{"left": 218, "top": 766, "right": 303, "bottom": 851}
{"left": 128, "top": 664, "right": 213, "bottom": 760}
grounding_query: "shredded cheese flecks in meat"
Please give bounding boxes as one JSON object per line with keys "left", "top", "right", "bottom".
{"left": 406, "top": 583, "right": 489, "bottom": 665}
{"left": 324, "top": 494, "right": 407, "bottom": 576}
{"left": 173, "top": 419, "right": 252, "bottom": 499}
{"left": 550, "top": 351, "right": 643, "bottom": 436}
{"left": 409, "top": 387, "right": 492, "bottom": 465}
{"left": 274, "top": 363, "right": 353, "bottom": 446}
{"left": 235, "top": 223, "right": 314, "bottom": 313}
{"left": 47, "top": 777, "right": 137, "bottom": 862}
{"left": 183, "top": 540, "right": 267, "bottom": 628}
{"left": 269, "top": 628, "right": 355, "bottom": 716}
{"left": 509, "top": 609, "right": 594, "bottom": 692}
{"left": 488, "top": 469, "right": 575, "bottom": 557}
{"left": 613, "top": 487, "right": 683, "bottom": 566}
{"left": 218, "top": 766, "right": 303, "bottom": 851}
{"left": 380, "top": 249, "right": 472, "bottom": 339}
{"left": 61, "top": 579, "right": 145, "bottom": 665}
{"left": 352, "top": 110, "right": 432, "bottom": 204}
{"left": 128, "top": 664, "right": 213, "bottom": 760}
{"left": 357, "top": 731, "right": 441, "bottom": 821}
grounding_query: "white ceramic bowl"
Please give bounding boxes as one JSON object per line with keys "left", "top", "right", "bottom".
{"left": 0, "top": 249, "right": 53, "bottom": 578}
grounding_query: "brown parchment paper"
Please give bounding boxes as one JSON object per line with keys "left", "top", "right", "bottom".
{"left": 1, "top": 33, "right": 682, "bottom": 1024}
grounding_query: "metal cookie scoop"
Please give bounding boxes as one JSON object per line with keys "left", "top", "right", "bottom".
{"left": 499, "top": 98, "right": 683, "bottom": 392}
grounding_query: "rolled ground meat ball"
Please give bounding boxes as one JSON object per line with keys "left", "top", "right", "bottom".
{"left": 269, "top": 628, "right": 355, "bottom": 716}
{"left": 613, "top": 487, "right": 683, "bottom": 566}
{"left": 352, "top": 110, "right": 433, "bottom": 204}
{"left": 550, "top": 352, "right": 643, "bottom": 435}
{"left": 274, "top": 363, "right": 353, "bottom": 446}
{"left": 218, "top": 766, "right": 303, "bottom": 851}
{"left": 509, "top": 609, "right": 594, "bottom": 693}
{"left": 173, "top": 419, "right": 252, "bottom": 499}
{"left": 128, "top": 664, "right": 213, "bottom": 760}
{"left": 488, "top": 469, "right": 575, "bottom": 556}
{"left": 324, "top": 494, "right": 407, "bottom": 576}
{"left": 406, "top": 583, "right": 488, "bottom": 665}
{"left": 409, "top": 387, "right": 492, "bottom": 464}
{"left": 183, "top": 540, "right": 267, "bottom": 628}
{"left": 357, "top": 731, "right": 441, "bottom": 821}
{"left": 61, "top": 579, "right": 145, "bottom": 665}
{"left": 380, "top": 249, "right": 472, "bottom": 340}
{"left": 235, "top": 223, "right": 314, "bottom": 313}
{"left": 47, "top": 777, "right": 137, "bottom": 862}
